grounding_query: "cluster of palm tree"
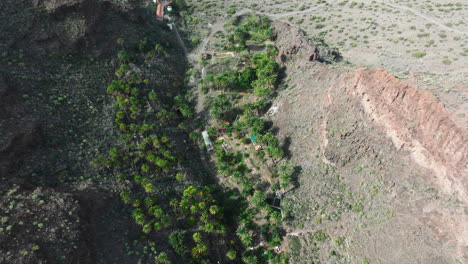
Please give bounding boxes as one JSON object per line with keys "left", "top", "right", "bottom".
{"left": 95, "top": 38, "right": 242, "bottom": 263}
{"left": 226, "top": 15, "right": 275, "bottom": 50}
{"left": 200, "top": 15, "right": 295, "bottom": 264}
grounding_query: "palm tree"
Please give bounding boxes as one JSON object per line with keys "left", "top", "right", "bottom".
{"left": 120, "top": 192, "right": 131, "bottom": 204}
{"left": 144, "top": 183, "right": 154, "bottom": 193}
{"left": 148, "top": 91, "right": 158, "bottom": 101}
{"left": 236, "top": 225, "right": 253, "bottom": 246}
{"left": 209, "top": 205, "right": 219, "bottom": 215}
{"left": 279, "top": 161, "right": 294, "bottom": 189}
{"left": 134, "top": 215, "right": 145, "bottom": 226}
{"left": 226, "top": 250, "right": 237, "bottom": 261}
{"left": 266, "top": 146, "right": 284, "bottom": 160}
{"left": 149, "top": 205, "right": 163, "bottom": 218}
{"left": 170, "top": 198, "right": 178, "bottom": 209}
{"left": 242, "top": 255, "right": 258, "bottom": 264}
{"left": 203, "top": 223, "right": 214, "bottom": 233}
{"left": 193, "top": 232, "right": 202, "bottom": 243}
{"left": 141, "top": 163, "right": 150, "bottom": 173}
{"left": 153, "top": 222, "right": 162, "bottom": 231}
{"left": 132, "top": 199, "right": 141, "bottom": 208}
{"left": 251, "top": 190, "right": 267, "bottom": 208}
{"left": 142, "top": 223, "right": 152, "bottom": 234}
{"left": 156, "top": 252, "right": 171, "bottom": 264}
{"left": 191, "top": 243, "right": 208, "bottom": 258}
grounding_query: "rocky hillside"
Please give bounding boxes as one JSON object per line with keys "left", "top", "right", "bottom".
{"left": 268, "top": 22, "right": 467, "bottom": 263}
{"left": 1, "top": 0, "right": 466, "bottom": 263}
{"left": 348, "top": 69, "right": 468, "bottom": 202}
{"left": 0, "top": 0, "right": 189, "bottom": 263}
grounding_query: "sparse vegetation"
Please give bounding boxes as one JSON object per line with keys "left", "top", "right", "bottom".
{"left": 1, "top": 0, "right": 464, "bottom": 263}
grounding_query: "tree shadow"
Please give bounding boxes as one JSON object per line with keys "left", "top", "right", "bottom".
{"left": 255, "top": 179, "right": 271, "bottom": 192}
{"left": 291, "top": 165, "right": 302, "bottom": 189}
{"left": 281, "top": 136, "right": 292, "bottom": 159}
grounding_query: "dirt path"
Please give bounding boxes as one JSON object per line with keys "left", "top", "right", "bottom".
{"left": 253, "top": 7, "right": 319, "bottom": 19}
{"left": 319, "top": 83, "right": 336, "bottom": 166}
{"left": 287, "top": 228, "right": 316, "bottom": 236}
{"left": 383, "top": 2, "right": 468, "bottom": 35}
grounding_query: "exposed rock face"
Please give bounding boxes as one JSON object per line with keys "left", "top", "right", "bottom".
{"left": 348, "top": 69, "right": 468, "bottom": 202}
{"left": 273, "top": 22, "right": 319, "bottom": 65}
{"left": 273, "top": 22, "right": 340, "bottom": 66}
{"left": 270, "top": 20, "right": 467, "bottom": 263}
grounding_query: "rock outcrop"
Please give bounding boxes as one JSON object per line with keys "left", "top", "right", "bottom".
{"left": 348, "top": 69, "right": 468, "bottom": 202}
{"left": 271, "top": 20, "right": 468, "bottom": 263}
{"left": 273, "top": 21, "right": 341, "bottom": 66}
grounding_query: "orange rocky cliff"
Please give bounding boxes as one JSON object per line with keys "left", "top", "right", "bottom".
{"left": 348, "top": 69, "right": 468, "bottom": 202}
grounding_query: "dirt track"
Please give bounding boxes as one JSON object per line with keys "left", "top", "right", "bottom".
{"left": 383, "top": 2, "right": 468, "bottom": 35}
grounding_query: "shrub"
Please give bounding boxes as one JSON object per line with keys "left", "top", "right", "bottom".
{"left": 175, "top": 173, "right": 184, "bottom": 182}
{"left": 168, "top": 231, "right": 186, "bottom": 255}
{"left": 132, "top": 209, "right": 145, "bottom": 225}
{"left": 251, "top": 190, "right": 267, "bottom": 208}
{"left": 278, "top": 161, "right": 294, "bottom": 189}
{"left": 153, "top": 222, "right": 162, "bottom": 231}
{"left": 210, "top": 94, "right": 234, "bottom": 121}
{"left": 115, "top": 64, "right": 129, "bottom": 78}
{"left": 148, "top": 91, "right": 157, "bottom": 101}
{"left": 191, "top": 38, "right": 200, "bottom": 45}
{"left": 156, "top": 253, "right": 171, "bottom": 264}
{"left": 266, "top": 146, "right": 284, "bottom": 160}
{"left": 193, "top": 232, "right": 202, "bottom": 243}
{"left": 242, "top": 254, "right": 258, "bottom": 264}
{"left": 314, "top": 230, "right": 328, "bottom": 242}
{"left": 226, "top": 250, "right": 237, "bottom": 260}
{"left": 236, "top": 225, "right": 253, "bottom": 246}
{"left": 412, "top": 51, "right": 426, "bottom": 58}
{"left": 142, "top": 223, "right": 152, "bottom": 234}
{"left": 141, "top": 164, "right": 150, "bottom": 173}
{"left": 144, "top": 183, "right": 154, "bottom": 193}
{"left": 179, "top": 104, "right": 194, "bottom": 118}
{"left": 191, "top": 243, "right": 208, "bottom": 258}
{"left": 120, "top": 192, "right": 131, "bottom": 204}
{"left": 117, "top": 50, "right": 130, "bottom": 62}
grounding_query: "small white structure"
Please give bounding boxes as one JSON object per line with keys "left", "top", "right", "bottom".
{"left": 202, "top": 131, "right": 214, "bottom": 152}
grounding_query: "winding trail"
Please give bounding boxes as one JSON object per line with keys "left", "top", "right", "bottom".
{"left": 250, "top": 7, "right": 320, "bottom": 19}
{"left": 383, "top": 2, "right": 468, "bottom": 35}
{"left": 287, "top": 228, "right": 316, "bottom": 237}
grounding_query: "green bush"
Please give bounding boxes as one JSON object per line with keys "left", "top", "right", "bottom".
{"left": 227, "top": 7, "right": 236, "bottom": 15}
{"left": 412, "top": 51, "right": 426, "bottom": 58}
{"left": 168, "top": 231, "right": 186, "bottom": 255}
{"left": 226, "top": 249, "right": 237, "bottom": 260}
{"left": 191, "top": 38, "right": 200, "bottom": 45}
{"left": 242, "top": 254, "right": 258, "bottom": 264}
{"left": 278, "top": 161, "right": 294, "bottom": 189}
{"left": 210, "top": 94, "right": 234, "bottom": 121}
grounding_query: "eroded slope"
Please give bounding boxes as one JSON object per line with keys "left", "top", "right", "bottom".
{"left": 270, "top": 22, "right": 467, "bottom": 263}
